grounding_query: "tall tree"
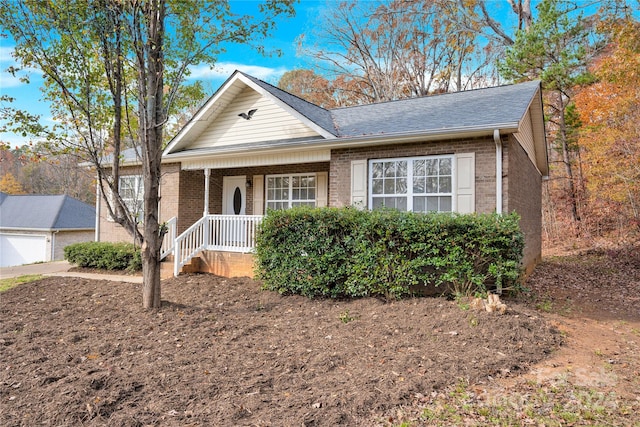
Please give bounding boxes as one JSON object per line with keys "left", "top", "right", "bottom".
{"left": 278, "top": 69, "right": 338, "bottom": 108}
{"left": 299, "top": 0, "right": 484, "bottom": 105}
{"left": 0, "top": 172, "right": 25, "bottom": 194}
{"left": 1, "top": 0, "right": 296, "bottom": 309}
{"left": 499, "top": 0, "right": 598, "bottom": 228}
{"left": 575, "top": 18, "right": 640, "bottom": 233}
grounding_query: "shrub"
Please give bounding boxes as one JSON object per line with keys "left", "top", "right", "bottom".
{"left": 254, "top": 207, "right": 524, "bottom": 299}
{"left": 64, "top": 241, "right": 142, "bottom": 272}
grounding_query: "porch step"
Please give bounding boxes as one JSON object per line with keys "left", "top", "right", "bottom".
{"left": 180, "top": 256, "right": 202, "bottom": 275}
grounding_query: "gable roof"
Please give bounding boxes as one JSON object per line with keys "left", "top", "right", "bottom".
{"left": 164, "top": 70, "right": 338, "bottom": 155}
{"left": 163, "top": 72, "right": 547, "bottom": 175}
{"left": 240, "top": 73, "right": 337, "bottom": 136}
{"left": 0, "top": 192, "right": 95, "bottom": 231}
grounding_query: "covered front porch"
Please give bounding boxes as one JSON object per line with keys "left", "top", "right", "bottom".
{"left": 158, "top": 151, "right": 330, "bottom": 277}
{"left": 166, "top": 213, "right": 263, "bottom": 277}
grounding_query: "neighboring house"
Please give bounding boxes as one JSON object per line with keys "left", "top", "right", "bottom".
{"left": 0, "top": 192, "right": 96, "bottom": 267}
{"left": 98, "top": 71, "right": 548, "bottom": 278}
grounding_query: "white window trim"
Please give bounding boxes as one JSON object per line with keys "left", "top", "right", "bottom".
{"left": 368, "top": 154, "right": 456, "bottom": 213}
{"left": 118, "top": 175, "right": 144, "bottom": 223}
{"left": 265, "top": 172, "right": 319, "bottom": 211}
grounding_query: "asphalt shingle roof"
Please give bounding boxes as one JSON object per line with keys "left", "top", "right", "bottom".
{"left": 0, "top": 192, "right": 95, "bottom": 230}
{"left": 238, "top": 73, "right": 540, "bottom": 139}
{"left": 330, "top": 80, "right": 540, "bottom": 137}
{"left": 240, "top": 72, "right": 338, "bottom": 136}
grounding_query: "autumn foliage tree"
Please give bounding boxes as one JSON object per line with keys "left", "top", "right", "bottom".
{"left": 1, "top": 0, "right": 296, "bottom": 309}
{"left": 0, "top": 172, "right": 25, "bottom": 194}
{"left": 575, "top": 19, "right": 640, "bottom": 235}
{"left": 278, "top": 69, "right": 338, "bottom": 108}
{"left": 299, "top": 0, "right": 488, "bottom": 105}
{"left": 499, "top": 0, "right": 601, "bottom": 237}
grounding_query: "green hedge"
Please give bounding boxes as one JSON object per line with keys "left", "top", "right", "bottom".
{"left": 64, "top": 242, "right": 142, "bottom": 272}
{"left": 254, "top": 207, "right": 524, "bottom": 299}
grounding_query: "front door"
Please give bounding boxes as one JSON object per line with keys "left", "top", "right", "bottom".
{"left": 222, "top": 176, "right": 246, "bottom": 215}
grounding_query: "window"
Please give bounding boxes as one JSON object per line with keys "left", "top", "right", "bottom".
{"left": 119, "top": 175, "right": 144, "bottom": 222}
{"left": 266, "top": 173, "right": 316, "bottom": 210}
{"left": 370, "top": 155, "right": 453, "bottom": 212}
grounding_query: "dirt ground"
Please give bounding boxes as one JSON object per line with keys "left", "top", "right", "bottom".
{"left": 1, "top": 247, "right": 638, "bottom": 426}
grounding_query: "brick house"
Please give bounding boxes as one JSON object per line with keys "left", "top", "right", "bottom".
{"left": 97, "top": 71, "right": 547, "bottom": 277}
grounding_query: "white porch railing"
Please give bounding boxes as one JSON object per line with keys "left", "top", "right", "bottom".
{"left": 173, "top": 214, "right": 263, "bottom": 276}
{"left": 160, "top": 216, "right": 177, "bottom": 260}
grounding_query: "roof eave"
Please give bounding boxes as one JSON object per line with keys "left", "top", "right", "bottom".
{"left": 0, "top": 227, "right": 95, "bottom": 232}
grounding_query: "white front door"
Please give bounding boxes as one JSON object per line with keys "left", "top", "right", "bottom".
{"left": 222, "top": 176, "right": 246, "bottom": 215}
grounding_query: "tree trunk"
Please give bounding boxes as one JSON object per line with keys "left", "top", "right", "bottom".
{"left": 140, "top": 0, "right": 166, "bottom": 309}
{"left": 557, "top": 90, "right": 581, "bottom": 226}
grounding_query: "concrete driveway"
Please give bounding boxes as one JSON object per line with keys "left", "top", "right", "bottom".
{"left": 0, "top": 260, "right": 143, "bottom": 283}
{"left": 0, "top": 260, "right": 73, "bottom": 279}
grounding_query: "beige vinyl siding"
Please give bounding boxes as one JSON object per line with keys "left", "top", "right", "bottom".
{"left": 513, "top": 109, "right": 537, "bottom": 168}
{"left": 190, "top": 87, "right": 320, "bottom": 150}
{"left": 180, "top": 149, "right": 331, "bottom": 170}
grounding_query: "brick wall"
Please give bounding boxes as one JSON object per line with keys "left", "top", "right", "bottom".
{"left": 208, "top": 162, "right": 329, "bottom": 216}
{"left": 98, "top": 166, "right": 143, "bottom": 243}
{"left": 101, "top": 163, "right": 332, "bottom": 238}
{"left": 329, "top": 137, "right": 498, "bottom": 213}
{"left": 160, "top": 163, "right": 181, "bottom": 224}
{"left": 505, "top": 135, "right": 543, "bottom": 273}
{"left": 98, "top": 137, "right": 543, "bottom": 275}
{"left": 197, "top": 251, "right": 256, "bottom": 278}
{"left": 99, "top": 164, "right": 182, "bottom": 241}
{"left": 177, "top": 169, "right": 206, "bottom": 233}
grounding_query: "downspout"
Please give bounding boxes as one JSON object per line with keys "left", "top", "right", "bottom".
{"left": 493, "top": 129, "right": 503, "bottom": 214}
{"left": 51, "top": 231, "right": 58, "bottom": 261}
{"left": 95, "top": 179, "right": 101, "bottom": 241}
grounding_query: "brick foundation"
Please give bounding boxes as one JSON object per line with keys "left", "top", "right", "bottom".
{"left": 196, "top": 251, "right": 256, "bottom": 278}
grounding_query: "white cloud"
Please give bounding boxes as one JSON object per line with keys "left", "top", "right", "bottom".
{"left": 0, "top": 46, "right": 42, "bottom": 88}
{"left": 0, "top": 131, "right": 34, "bottom": 148}
{"left": 0, "top": 46, "right": 15, "bottom": 62}
{"left": 0, "top": 46, "right": 21, "bottom": 88}
{"left": 0, "top": 70, "right": 24, "bottom": 88}
{"left": 188, "top": 62, "right": 288, "bottom": 83}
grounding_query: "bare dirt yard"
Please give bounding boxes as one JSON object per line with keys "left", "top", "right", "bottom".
{"left": 1, "top": 247, "right": 638, "bottom": 426}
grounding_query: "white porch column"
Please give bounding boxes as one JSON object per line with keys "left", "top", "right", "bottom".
{"left": 203, "top": 168, "right": 210, "bottom": 216}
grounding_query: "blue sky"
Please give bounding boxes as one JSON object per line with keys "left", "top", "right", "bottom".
{"left": 0, "top": 1, "right": 334, "bottom": 147}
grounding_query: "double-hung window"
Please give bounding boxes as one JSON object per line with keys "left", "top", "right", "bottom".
{"left": 266, "top": 173, "right": 316, "bottom": 210}
{"left": 119, "top": 175, "right": 144, "bottom": 222}
{"left": 370, "top": 155, "right": 454, "bottom": 213}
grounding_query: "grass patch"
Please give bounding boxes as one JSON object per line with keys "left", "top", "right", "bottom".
{"left": 387, "top": 380, "right": 638, "bottom": 427}
{"left": 0, "top": 274, "right": 43, "bottom": 292}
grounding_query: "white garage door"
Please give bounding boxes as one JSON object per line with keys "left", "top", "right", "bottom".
{"left": 0, "top": 234, "right": 47, "bottom": 268}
